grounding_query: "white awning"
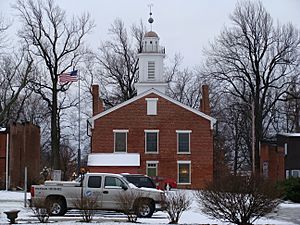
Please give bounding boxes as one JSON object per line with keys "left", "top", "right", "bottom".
{"left": 87, "top": 153, "right": 140, "bottom": 167}
{"left": 0, "top": 128, "right": 6, "bottom": 132}
{"left": 279, "top": 133, "right": 300, "bottom": 137}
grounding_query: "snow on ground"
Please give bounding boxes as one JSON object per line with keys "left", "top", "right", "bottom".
{"left": 0, "top": 190, "right": 299, "bottom": 225}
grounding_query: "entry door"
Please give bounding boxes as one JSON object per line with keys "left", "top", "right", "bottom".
{"left": 101, "top": 175, "right": 129, "bottom": 210}
{"left": 83, "top": 175, "right": 103, "bottom": 208}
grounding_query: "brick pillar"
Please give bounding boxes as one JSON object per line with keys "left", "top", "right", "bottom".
{"left": 92, "top": 84, "right": 104, "bottom": 116}
{"left": 200, "top": 85, "right": 211, "bottom": 115}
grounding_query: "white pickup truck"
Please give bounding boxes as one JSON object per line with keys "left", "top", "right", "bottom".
{"left": 30, "top": 173, "right": 165, "bottom": 218}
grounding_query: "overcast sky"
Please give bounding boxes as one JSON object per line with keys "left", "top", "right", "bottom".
{"left": 1, "top": 0, "right": 300, "bottom": 68}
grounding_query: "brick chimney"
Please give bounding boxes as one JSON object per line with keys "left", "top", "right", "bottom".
{"left": 200, "top": 84, "right": 211, "bottom": 115}
{"left": 92, "top": 84, "right": 104, "bottom": 116}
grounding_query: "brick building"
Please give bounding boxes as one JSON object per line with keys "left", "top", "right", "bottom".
{"left": 259, "top": 133, "right": 300, "bottom": 181}
{"left": 0, "top": 122, "right": 40, "bottom": 189}
{"left": 87, "top": 27, "right": 216, "bottom": 189}
{"left": 277, "top": 133, "right": 300, "bottom": 178}
{"left": 260, "top": 140, "right": 285, "bottom": 182}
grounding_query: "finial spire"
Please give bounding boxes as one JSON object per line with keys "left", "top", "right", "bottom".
{"left": 148, "top": 4, "right": 154, "bottom": 31}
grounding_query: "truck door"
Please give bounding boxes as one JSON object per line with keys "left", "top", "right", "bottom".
{"left": 102, "top": 175, "right": 129, "bottom": 210}
{"left": 83, "top": 175, "right": 103, "bottom": 208}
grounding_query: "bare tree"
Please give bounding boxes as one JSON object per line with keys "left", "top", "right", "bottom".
{"left": 72, "top": 194, "right": 100, "bottom": 222}
{"left": 60, "top": 141, "right": 77, "bottom": 181}
{"left": 96, "top": 19, "right": 145, "bottom": 107}
{"left": 202, "top": 0, "right": 300, "bottom": 173}
{"left": 116, "top": 191, "right": 144, "bottom": 222}
{"left": 0, "top": 51, "right": 33, "bottom": 126}
{"left": 0, "top": 14, "right": 10, "bottom": 50}
{"left": 166, "top": 67, "right": 201, "bottom": 109}
{"left": 163, "top": 191, "right": 192, "bottom": 224}
{"left": 14, "top": 0, "right": 94, "bottom": 170}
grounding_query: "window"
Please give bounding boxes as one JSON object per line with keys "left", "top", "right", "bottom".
{"left": 291, "top": 170, "right": 300, "bottom": 178}
{"left": 145, "top": 130, "right": 159, "bottom": 153}
{"left": 284, "top": 143, "right": 288, "bottom": 155}
{"left": 88, "top": 176, "right": 102, "bottom": 188}
{"left": 146, "top": 161, "right": 158, "bottom": 177}
{"left": 148, "top": 61, "right": 155, "bottom": 79}
{"left": 104, "top": 176, "right": 125, "bottom": 188}
{"left": 177, "top": 130, "right": 191, "bottom": 153}
{"left": 113, "top": 130, "right": 128, "bottom": 152}
{"left": 286, "top": 170, "right": 289, "bottom": 179}
{"left": 146, "top": 98, "right": 158, "bottom": 115}
{"left": 177, "top": 161, "right": 191, "bottom": 184}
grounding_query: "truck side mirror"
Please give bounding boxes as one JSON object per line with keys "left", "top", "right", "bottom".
{"left": 121, "top": 183, "right": 128, "bottom": 191}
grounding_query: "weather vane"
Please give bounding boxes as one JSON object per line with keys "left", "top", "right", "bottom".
{"left": 148, "top": 3, "right": 154, "bottom": 31}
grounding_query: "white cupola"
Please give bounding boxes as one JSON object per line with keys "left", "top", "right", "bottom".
{"left": 135, "top": 11, "right": 167, "bottom": 95}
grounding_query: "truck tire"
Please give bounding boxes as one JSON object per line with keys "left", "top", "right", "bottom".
{"left": 135, "top": 199, "right": 155, "bottom": 218}
{"left": 47, "top": 197, "right": 67, "bottom": 216}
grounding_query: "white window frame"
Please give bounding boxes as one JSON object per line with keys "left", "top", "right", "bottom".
{"left": 291, "top": 170, "right": 300, "bottom": 178}
{"left": 177, "top": 160, "right": 191, "bottom": 185}
{"left": 286, "top": 170, "right": 290, "bottom": 179}
{"left": 146, "top": 98, "right": 158, "bottom": 115}
{"left": 176, "top": 130, "right": 192, "bottom": 154}
{"left": 146, "top": 161, "right": 158, "bottom": 177}
{"left": 145, "top": 130, "right": 159, "bottom": 154}
{"left": 284, "top": 143, "right": 288, "bottom": 155}
{"left": 113, "top": 129, "right": 129, "bottom": 153}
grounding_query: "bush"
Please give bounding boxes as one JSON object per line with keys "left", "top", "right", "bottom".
{"left": 30, "top": 198, "right": 50, "bottom": 223}
{"left": 163, "top": 191, "right": 192, "bottom": 224}
{"left": 279, "top": 177, "right": 300, "bottom": 203}
{"left": 194, "top": 175, "right": 282, "bottom": 225}
{"left": 116, "top": 191, "right": 144, "bottom": 222}
{"left": 72, "top": 194, "right": 100, "bottom": 222}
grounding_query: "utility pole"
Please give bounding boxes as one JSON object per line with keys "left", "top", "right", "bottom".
{"left": 252, "top": 101, "right": 255, "bottom": 175}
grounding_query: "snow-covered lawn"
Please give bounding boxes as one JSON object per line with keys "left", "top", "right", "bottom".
{"left": 0, "top": 190, "right": 299, "bottom": 225}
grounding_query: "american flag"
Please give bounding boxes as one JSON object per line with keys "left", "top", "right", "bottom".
{"left": 59, "top": 70, "right": 78, "bottom": 84}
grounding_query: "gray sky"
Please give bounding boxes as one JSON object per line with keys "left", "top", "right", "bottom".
{"left": 1, "top": 0, "right": 300, "bottom": 68}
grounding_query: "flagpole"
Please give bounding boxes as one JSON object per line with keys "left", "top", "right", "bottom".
{"left": 77, "top": 70, "right": 81, "bottom": 175}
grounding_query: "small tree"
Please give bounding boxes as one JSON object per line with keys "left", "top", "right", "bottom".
{"left": 116, "top": 191, "right": 144, "bottom": 222}
{"left": 30, "top": 198, "right": 50, "bottom": 223}
{"left": 279, "top": 177, "right": 300, "bottom": 203}
{"left": 72, "top": 194, "right": 99, "bottom": 223}
{"left": 163, "top": 191, "right": 192, "bottom": 224}
{"left": 195, "top": 175, "right": 282, "bottom": 225}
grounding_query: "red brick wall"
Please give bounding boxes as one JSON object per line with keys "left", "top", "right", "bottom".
{"left": 91, "top": 93, "right": 214, "bottom": 189}
{"left": 0, "top": 132, "right": 7, "bottom": 188}
{"left": 9, "top": 123, "right": 40, "bottom": 189}
{"left": 260, "top": 143, "right": 285, "bottom": 182}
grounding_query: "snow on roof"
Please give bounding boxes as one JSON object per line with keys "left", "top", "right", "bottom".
{"left": 278, "top": 133, "right": 300, "bottom": 137}
{"left": 88, "top": 153, "right": 140, "bottom": 167}
{"left": 0, "top": 128, "right": 6, "bottom": 132}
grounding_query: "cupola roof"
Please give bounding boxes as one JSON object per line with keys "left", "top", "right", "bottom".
{"left": 144, "top": 31, "right": 159, "bottom": 38}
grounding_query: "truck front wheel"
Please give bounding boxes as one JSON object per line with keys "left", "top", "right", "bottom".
{"left": 47, "top": 197, "right": 67, "bottom": 216}
{"left": 135, "top": 199, "right": 155, "bottom": 218}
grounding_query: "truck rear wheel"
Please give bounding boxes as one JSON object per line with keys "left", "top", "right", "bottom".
{"left": 135, "top": 199, "right": 155, "bottom": 218}
{"left": 47, "top": 197, "right": 67, "bottom": 216}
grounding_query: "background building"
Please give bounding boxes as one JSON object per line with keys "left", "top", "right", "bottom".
{"left": 0, "top": 122, "right": 40, "bottom": 190}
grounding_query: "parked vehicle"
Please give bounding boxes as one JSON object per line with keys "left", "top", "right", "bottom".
{"left": 31, "top": 173, "right": 165, "bottom": 218}
{"left": 121, "top": 174, "right": 156, "bottom": 189}
{"left": 153, "top": 176, "right": 177, "bottom": 190}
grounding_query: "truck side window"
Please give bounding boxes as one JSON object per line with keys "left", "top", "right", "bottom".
{"left": 88, "top": 176, "right": 102, "bottom": 188}
{"left": 104, "top": 176, "right": 124, "bottom": 188}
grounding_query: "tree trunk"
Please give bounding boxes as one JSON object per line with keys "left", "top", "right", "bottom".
{"left": 51, "top": 88, "right": 60, "bottom": 170}
{"left": 254, "top": 100, "right": 263, "bottom": 175}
